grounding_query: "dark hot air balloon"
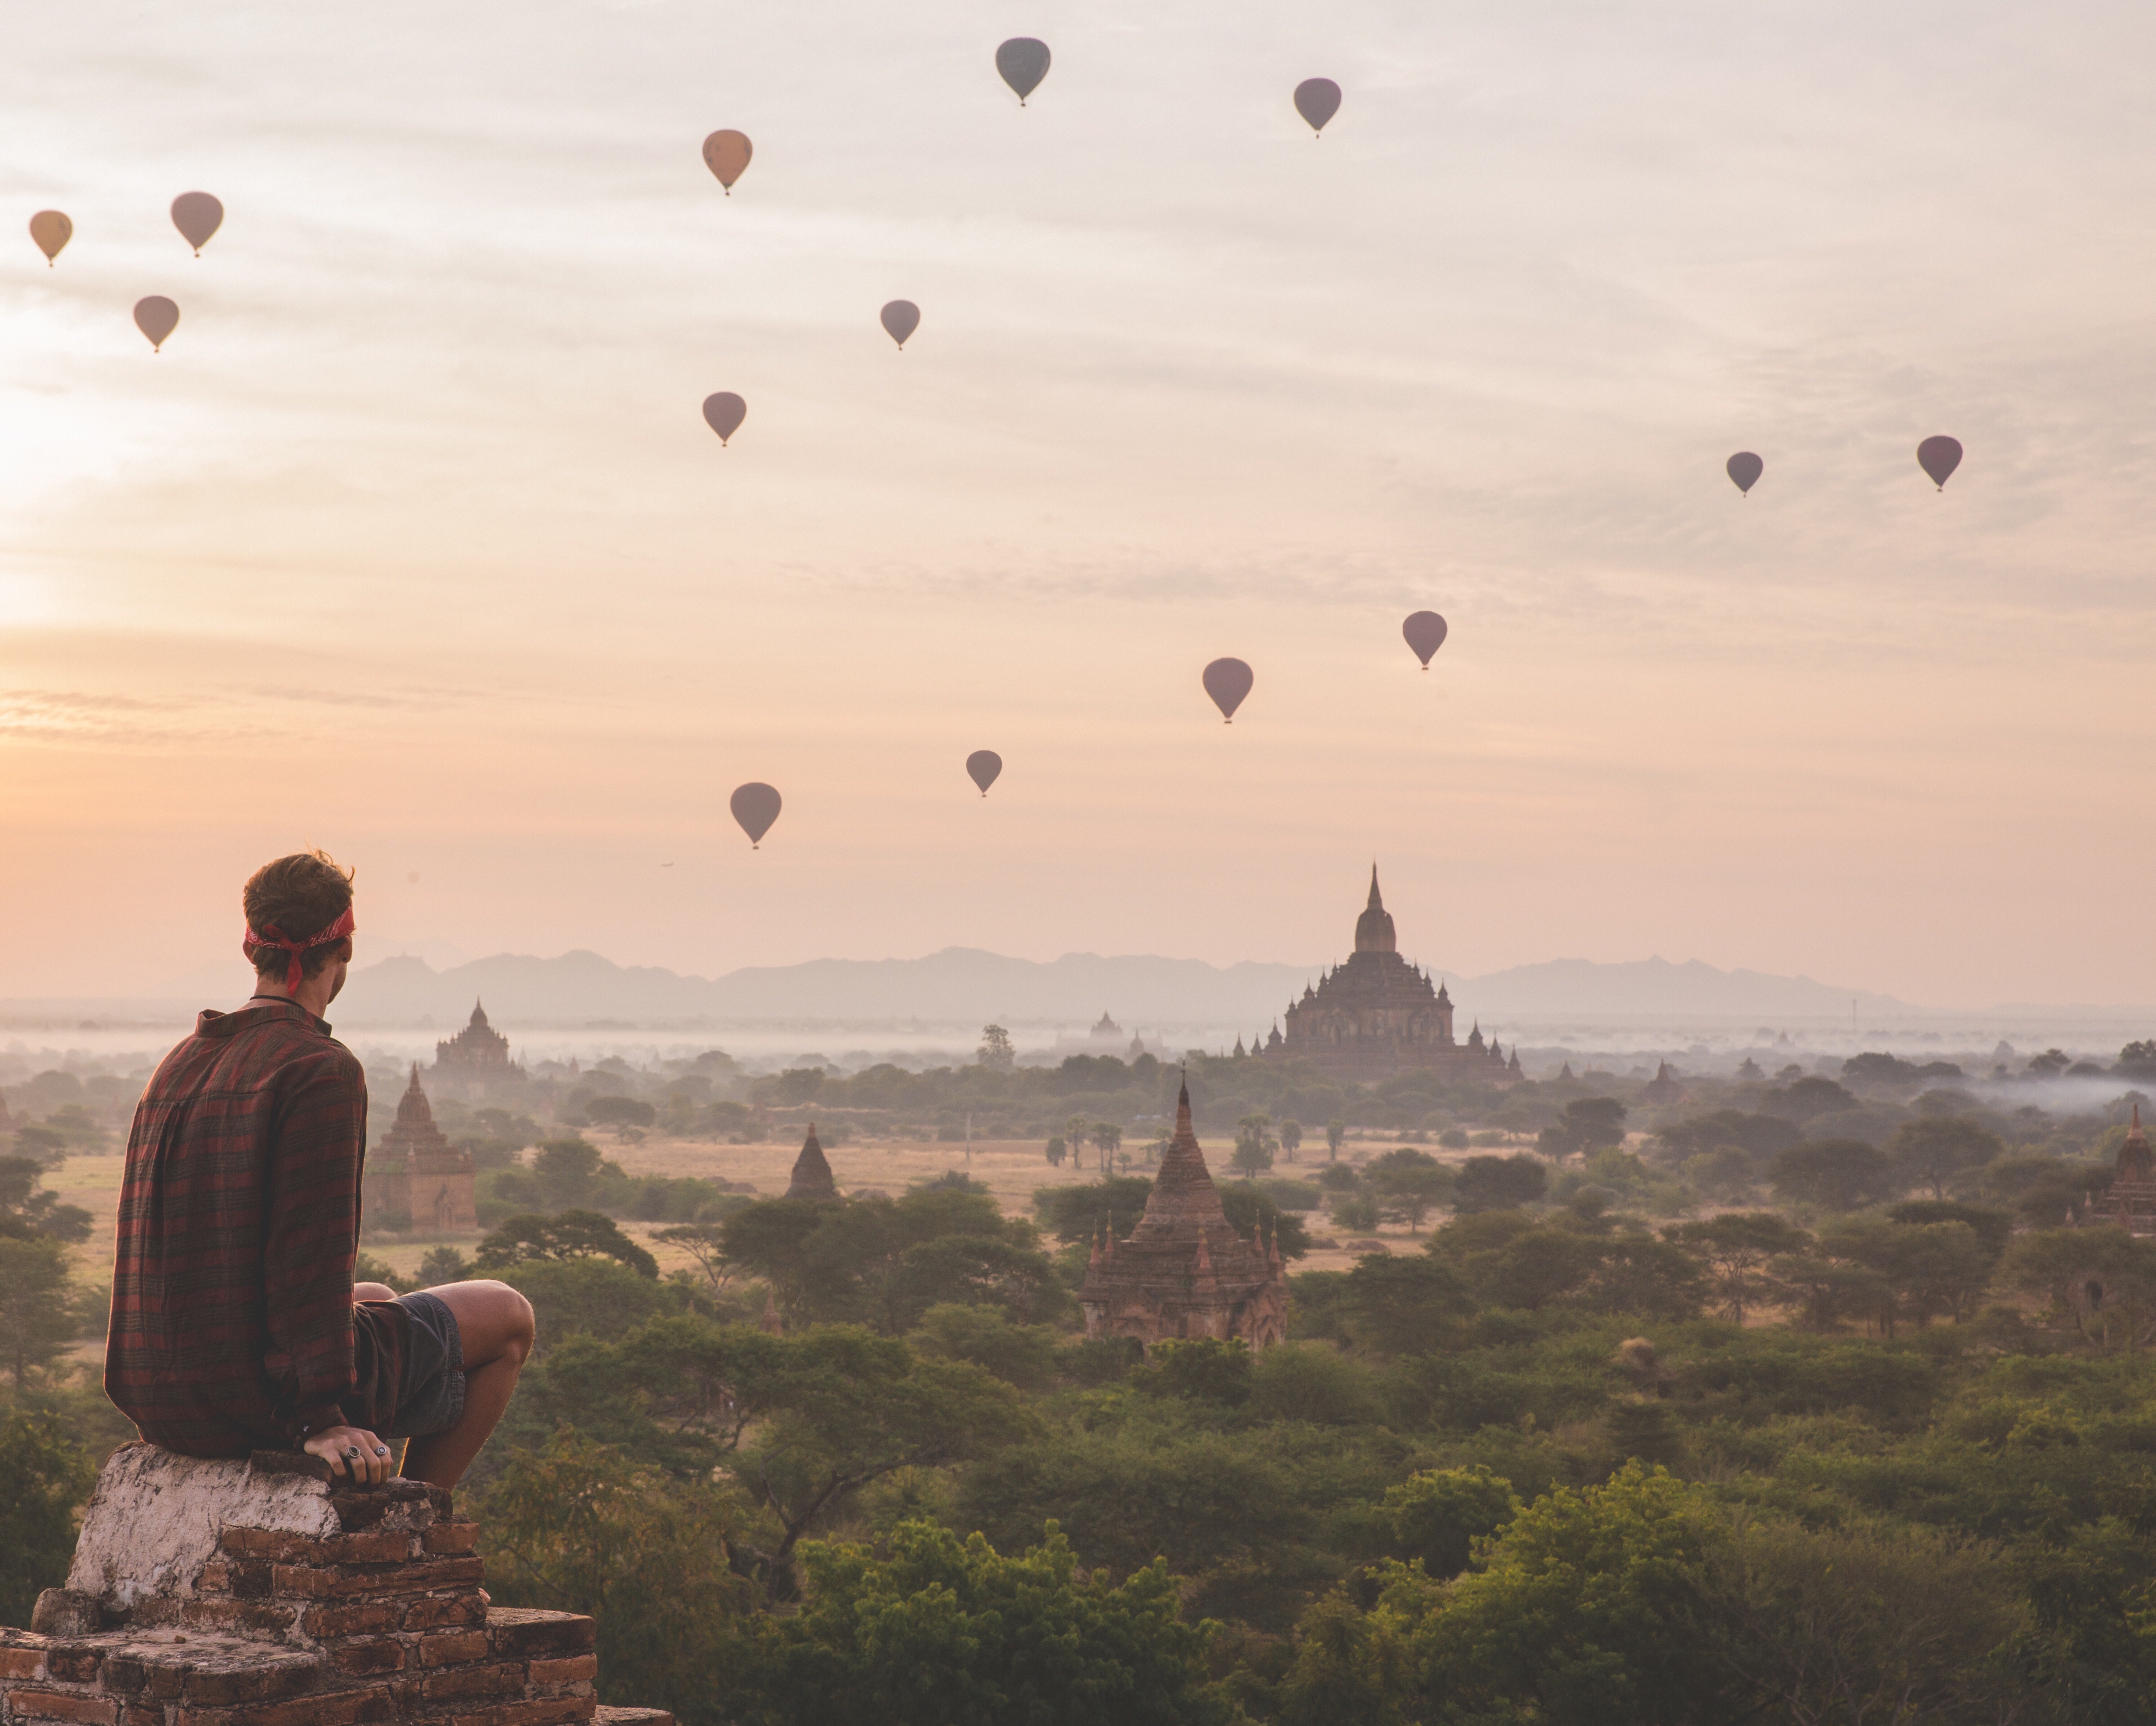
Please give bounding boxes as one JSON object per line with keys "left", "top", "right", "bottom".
{"left": 1916, "top": 436, "right": 1962, "bottom": 490}
{"left": 881, "top": 300, "right": 920, "bottom": 348}
{"left": 702, "top": 130, "right": 752, "bottom": 193}
{"left": 996, "top": 38, "right": 1051, "bottom": 104}
{"left": 703, "top": 393, "right": 747, "bottom": 445}
{"left": 1294, "top": 78, "right": 1342, "bottom": 134}
{"left": 730, "top": 782, "right": 782, "bottom": 848}
{"left": 966, "top": 750, "right": 1002, "bottom": 796}
{"left": 1726, "top": 452, "right": 1763, "bottom": 495}
{"left": 1402, "top": 611, "right": 1448, "bottom": 669}
{"left": 29, "top": 211, "right": 71, "bottom": 265}
{"left": 1202, "top": 658, "right": 1254, "bottom": 723}
{"left": 134, "top": 297, "right": 179, "bottom": 351}
{"left": 171, "top": 192, "right": 222, "bottom": 254}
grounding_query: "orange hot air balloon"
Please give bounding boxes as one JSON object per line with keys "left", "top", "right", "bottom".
{"left": 730, "top": 782, "right": 782, "bottom": 848}
{"left": 1726, "top": 452, "right": 1763, "bottom": 495}
{"left": 134, "top": 296, "right": 180, "bottom": 351}
{"left": 1294, "top": 78, "right": 1342, "bottom": 134}
{"left": 29, "top": 210, "right": 71, "bottom": 265}
{"left": 996, "top": 38, "right": 1051, "bottom": 104}
{"left": 881, "top": 300, "right": 920, "bottom": 349}
{"left": 966, "top": 750, "right": 1002, "bottom": 796}
{"left": 1402, "top": 611, "right": 1448, "bottom": 669}
{"left": 702, "top": 130, "right": 753, "bottom": 194}
{"left": 1917, "top": 436, "right": 1962, "bottom": 490}
{"left": 1202, "top": 657, "right": 1254, "bottom": 723}
{"left": 171, "top": 192, "right": 223, "bottom": 254}
{"left": 703, "top": 392, "right": 747, "bottom": 445}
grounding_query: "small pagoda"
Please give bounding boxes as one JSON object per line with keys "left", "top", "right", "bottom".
{"left": 2087, "top": 1106, "right": 2156, "bottom": 1235}
{"left": 371, "top": 1066, "right": 476, "bottom": 1233}
{"left": 1079, "top": 1080, "right": 1287, "bottom": 1351}
{"left": 785, "top": 1123, "right": 838, "bottom": 1201}
{"left": 1640, "top": 1060, "right": 1688, "bottom": 1106}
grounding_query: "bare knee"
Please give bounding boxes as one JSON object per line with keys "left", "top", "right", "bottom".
{"left": 445, "top": 1279, "right": 534, "bottom": 1368}
{"left": 493, "top": 1283, "right": 536, "bottom": 1366}
{"left": 353, "top": 1282, "right": 398, "bottom": 1303}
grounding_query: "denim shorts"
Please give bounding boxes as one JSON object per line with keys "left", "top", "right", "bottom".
{"left": 384, "top": 1291, "right": 465, "bottom": 1439}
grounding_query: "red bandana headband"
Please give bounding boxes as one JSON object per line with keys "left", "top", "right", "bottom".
{"left": 245, "top": 906, "right": 355, "bottom": 990}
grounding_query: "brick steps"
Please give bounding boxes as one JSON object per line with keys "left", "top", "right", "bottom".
{"left": 0, "top": 1447, "right": 676, "bottom": 1726}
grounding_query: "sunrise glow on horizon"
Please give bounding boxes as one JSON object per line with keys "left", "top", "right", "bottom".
{"left": 3, "top": 0, "right": 2152, "bottom": 1006}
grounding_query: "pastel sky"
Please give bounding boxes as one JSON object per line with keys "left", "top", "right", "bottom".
{"left": 3, "top": 0, "right": 2152, "bottom": 1006}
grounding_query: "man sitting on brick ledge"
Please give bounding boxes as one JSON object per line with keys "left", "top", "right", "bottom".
{"left": 106, "top": 849, "right": 534, "bottom": 1488}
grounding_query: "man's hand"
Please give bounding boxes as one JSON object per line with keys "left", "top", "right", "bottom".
{"left": 303, "top": 1424, "right": 395, "bottom": 1485}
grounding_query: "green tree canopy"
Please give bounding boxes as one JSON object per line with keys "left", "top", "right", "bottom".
{"left": 748, "top": 1520, "right": 1227, "bottom": 1726}
{"left": 724, "top": 1188, "right": 1060, "bottom": 1333}
{"left": 1454, "top": 1153, "right": 1548, "bottom": 1213}
{"left": 1888, "top": 1117, "right": 2006, "bottom": 1200}
{"left": 1336, "top": 1254, "right": 1475, "bottom": 1355}
{"left": 0, "top": 1234, "right": 78, "bottom": 1388}
{"left": 478, "top": 1429, "right": 753, "bottom": 1725}
{"left": 1413, "top": 1462, "right": 1737, "bottom": 1726}
{"left": 1384, "top": 1463, "right": 1520, "bottom": 1579}
{"left": 1216, "top": 1181, "right": 1310, "bottom": 1260}
{"left": 1665, "top": 1213, "right": 1810, "bottom": 1323}
{"left": 0, "top": 1413, "right": 96, "bottom": 1625}
{"left": 531, "top": 1136, "right": 611, "bottom": 1208}
{"left": 0, "top": 1156, "right": 93, "bottom": 1242}
{"left": 1366, "top": 1149, "right": 1453, "bottom": 1233}
{"left": 524, "top": 1318, "right": 1037, "bottom": 1600}
{"left": 1769, "top": 1138, "right": 1893, "bottom": 1211}
{"left": 1231, "top": 1113, "right": 1276, "bottom": 1179}
{"left": 476, "top": 1209, "right": 660, "bottom": 1279}
{"left": 1653, "top": 1110, "right": 1800, "bottom": 1163}
{"left": 585, "top": 1094, "right": 657, "bottom": 1132}
{"left": 1032, "top": 1177, "right": 1155, "bottom": 1250}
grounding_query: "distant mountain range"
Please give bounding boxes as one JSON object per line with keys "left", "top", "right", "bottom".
{"left": 324, "top": 946, "right": 1908, "bottom": 1030}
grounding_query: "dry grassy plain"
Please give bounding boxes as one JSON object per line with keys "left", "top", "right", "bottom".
{"left": 44, "top": 1132, "right": 1445, "bottom": 1296}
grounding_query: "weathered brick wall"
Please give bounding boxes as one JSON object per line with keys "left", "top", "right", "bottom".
{"left": 0, "top": 1446, "right": 675, "bottom": 1726}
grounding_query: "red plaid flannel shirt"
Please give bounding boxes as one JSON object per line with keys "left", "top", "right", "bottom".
{"left": 106, "top": 999, "right": 375, "bottom": 1457}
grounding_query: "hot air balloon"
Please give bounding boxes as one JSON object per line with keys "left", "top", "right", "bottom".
{"left": 702, "top": 130, "right": 752, "bottom": 194}
{"left": 171, "top": 192, "right": 222, "bottom": 255}
{"left": 29, "top": 211, "right": 71, "bottom": 266}
{"left": 1202, "top": 658, "right": 1254, "bottom": 724}
{"left": 1402, "top": 611, "right": 1448, "bottom": 669}
{"left": 1294, "top": 78, "right": 1342, "bottom": 134}
{"left": 966, "top": 750, "right": 1002, "bottom": 796}
{"left": 134, "top": 297, "right": 179, "bottom": 351}
{"left": 703, "top": 392, "right": 747, "bottom": 445}
{"left": 730, "top": 782, "right": 782, "bottom": 848}
{"left": 1726, "top": 452, "right": 1763, "bottom": 496}
{"left": 1917, "top": 436, "right": 1962, "bottom": 490}
{"left": 996, "top": 38, "right": 1051, "bottom": 104}
{"left": 881, "top": 300, "right": 920, "bottom": 349}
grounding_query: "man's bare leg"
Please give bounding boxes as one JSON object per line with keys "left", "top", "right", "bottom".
{"left": 353, "top": 1279, "right": 535, "bottom": 1489}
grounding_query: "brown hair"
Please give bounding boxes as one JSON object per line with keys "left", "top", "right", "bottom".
{"left": 243, "top": 850, "right": 356, "bottom": 982}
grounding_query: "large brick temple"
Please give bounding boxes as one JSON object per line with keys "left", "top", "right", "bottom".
{"left": 1258, "top": 867, "right": 1519, "bottom": 1085}
{"left": 1079, "top": 1081, "right": 1287, "bottom": 1351}
{"left": 429, "top": 1000, "right": 524, "bottom": 1099}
